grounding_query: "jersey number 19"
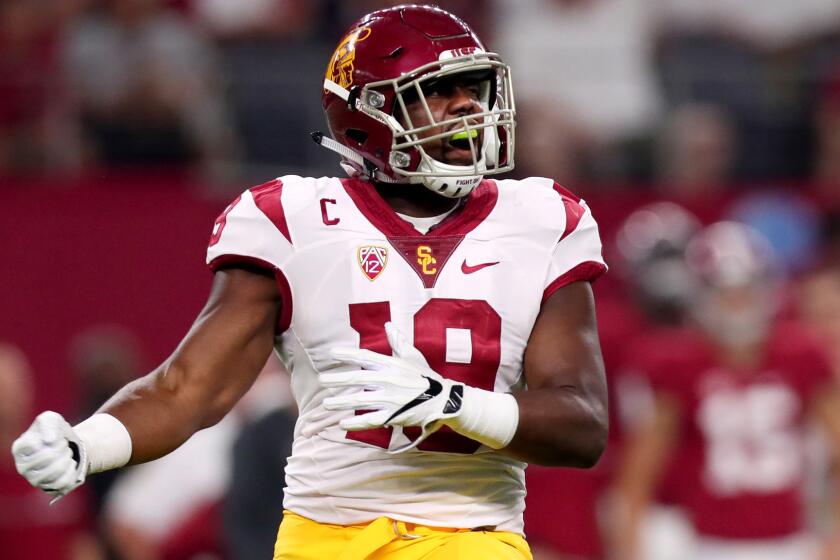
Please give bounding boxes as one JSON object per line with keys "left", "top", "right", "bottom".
{"left": 348, "top": 299, "right": 502, "bottom": 454}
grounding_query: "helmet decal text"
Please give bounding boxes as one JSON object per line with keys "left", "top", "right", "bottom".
{"left": 438, "top": 47, "right": 484, "bottom": 61}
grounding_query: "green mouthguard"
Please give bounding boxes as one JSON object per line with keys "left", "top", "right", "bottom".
{"left": 450, "top": 130, "right": 478, "bottom": 141}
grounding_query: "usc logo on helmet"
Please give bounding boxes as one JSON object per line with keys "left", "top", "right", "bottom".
{"left": 325, "top": 26, "right": 372, "bottom": 89}
{"left": 416, "top": 246, "right": 437, "bottom": 275}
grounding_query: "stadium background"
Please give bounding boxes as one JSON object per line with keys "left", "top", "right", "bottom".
{"left": 1, "top": 1, "right": 839, "bottom": 559}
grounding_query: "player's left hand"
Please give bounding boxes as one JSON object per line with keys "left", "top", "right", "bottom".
{"left": 323, "top": 322, "right": 464, "bottom": 453}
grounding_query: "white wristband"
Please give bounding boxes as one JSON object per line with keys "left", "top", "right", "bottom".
{"left": 445, "top": 386, "right": 519, "bottom": 449}
{"left": 74, "top": 414, "right": 133, "bottom": 474}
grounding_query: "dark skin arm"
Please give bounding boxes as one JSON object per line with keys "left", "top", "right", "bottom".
{"left": 97, "top": 267, "right": 280, "bottom": 464}
{"left": 504, "top": 281, "right": 609, "bottom": 467}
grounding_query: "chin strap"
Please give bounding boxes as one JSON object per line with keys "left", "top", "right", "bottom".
{"left": 311, "top": 131, "right": 398, "bottom": 184}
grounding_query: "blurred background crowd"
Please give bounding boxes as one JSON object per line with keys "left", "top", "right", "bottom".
{"left": 2, "top": 0, "right": 840, "bottom": 559}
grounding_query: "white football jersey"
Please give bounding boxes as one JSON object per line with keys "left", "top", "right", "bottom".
{"left": 206, "top": 175, "right": 606, "bottom": 534}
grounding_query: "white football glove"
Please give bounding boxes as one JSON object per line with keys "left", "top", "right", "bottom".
{"left": 11, "top": 411, "right": 88, "bottom": 502}
{"left": 323, "top": 322, "right": 465, "bottom": 453}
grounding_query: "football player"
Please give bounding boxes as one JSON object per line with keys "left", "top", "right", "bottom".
{"left": 11, "top": 6, "right": 609, "bottom": 559}
{"left": 611, "top": 222, "right": 840, "bottom": 560}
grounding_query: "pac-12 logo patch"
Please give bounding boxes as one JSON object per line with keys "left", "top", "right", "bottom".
{"left": 358, "top": 246, "right": 388, "bottom": 280}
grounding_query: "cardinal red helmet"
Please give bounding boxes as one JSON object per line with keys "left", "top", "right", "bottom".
{"left": 318, "top": 4, "right": 515, "bottom": 198}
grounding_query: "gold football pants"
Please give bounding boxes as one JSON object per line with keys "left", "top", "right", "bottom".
{"left": 274, "top": 510, "right": 532, "bottom": 560}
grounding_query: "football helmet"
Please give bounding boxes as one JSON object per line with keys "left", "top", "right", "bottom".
{"left": 317, "top": 4, "right": 515, "bottom": 198}
{"left": 686, "top": 221, "right": 781, "bottom": 346}
{"left": 686, "top": 221, "right": 778, "bottom": 289}
{"left": 615, "top": 202, "right": 702, "bottom": 324}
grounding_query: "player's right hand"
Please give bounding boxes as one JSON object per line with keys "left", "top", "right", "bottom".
{"left": 324, "top": 323, "right": 465, "bottom": 453}
{"left": 11, "top": 411, "right": 88, "bottom": 501}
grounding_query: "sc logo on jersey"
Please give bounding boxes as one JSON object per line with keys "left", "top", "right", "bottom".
{"left": 417, "top": 246, "right": 437, "bottom": 275}
{"left": 358, "top": 246, "right": 388, "bottom": 281}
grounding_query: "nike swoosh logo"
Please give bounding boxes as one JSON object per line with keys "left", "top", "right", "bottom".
{"left": 443, "top": 384, "right": 463, "bottom": 414}
{"left": 461, "top": 260, "right": 499, "bottom": 274}
{"left": 385, "top": 375, "right": 443, "bottom": 424}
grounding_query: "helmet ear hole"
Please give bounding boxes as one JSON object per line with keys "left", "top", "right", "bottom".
{"left": 345, "top": 129, "right": 369, "bottom": 146}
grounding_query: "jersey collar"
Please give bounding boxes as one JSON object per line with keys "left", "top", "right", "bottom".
{"left": 341, "top": 177, "right": 498, "bottom": 238}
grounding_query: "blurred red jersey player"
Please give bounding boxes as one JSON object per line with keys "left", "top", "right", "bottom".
{"left": 525, "top": 203, "right": 703, "bottom": 560}
{"left": 613, "top": 222, "right": 840, "bottom": 560}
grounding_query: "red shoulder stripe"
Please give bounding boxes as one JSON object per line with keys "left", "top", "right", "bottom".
{"left": 552, "top": 182, "right": 581, "bottom": 203}
{"left": 251, "top": 179, "right": 291, "bottom": 244}
{"left": 541, "top": 261, "right": 607, "bottom": 303}
{"left": 553, "top": 182, "right": 585, "bottom": 241}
